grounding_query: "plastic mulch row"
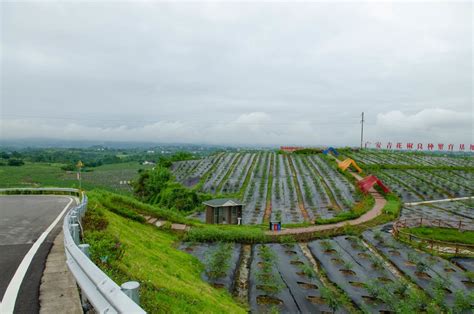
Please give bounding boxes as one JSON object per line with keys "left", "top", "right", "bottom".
{"left": 308, "top": 237, "right": 395, "bottom": 312}
{"left": 363, "top": 226, "right": 472, "bottom": 307}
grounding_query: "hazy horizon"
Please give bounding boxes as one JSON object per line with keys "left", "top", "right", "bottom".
{"left": 1, "top": 1, "right": 472, "bottom": 146}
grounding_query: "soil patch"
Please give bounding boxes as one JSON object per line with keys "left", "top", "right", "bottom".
{"left": 212, "top": 283, "right": 225, "bottom": 289}
{"left": 349, "top": 281, "right": 365, "bottom": 288}
{"left": 388, "top": 250, "right": 401, "bottom": 256}
{"left": 256, "top": 295, "right": 284, "bottom": 305}
{"left": 361, "top": 295, "right": 379, "bottom": 305}
{"left": 377, "top": 277, "right": 393, "bottom": 283}
{"left": 257, "top": 285, "right": 280, "bottom": 294}
{"left": 358, "top": 252, "right": 370, "bottom": 259}
{"left": 324, "top": 249, "right": 337, "bottom": 254}
{"left": 285, "top": 250, "right": 298, "bottom": 255}
{"left": 306, "top": 295, "right": 326, "bottom": 305}
{"left": 331, "top": 258, "right": 344, "bottom": 265}
{"left": 462, "top": 281, "right": 474, "bottom": 288}
{"left": 290, "top": 260, "right": 304, "bottom": 266}
{"left": 415, "top": 271, "right": 431, "bottom": 279}
{"left": 297, "top": 282, "right": 318, "bottom": 289}
{"left": 339, "top": 269, "right": 356, "bottom": 276}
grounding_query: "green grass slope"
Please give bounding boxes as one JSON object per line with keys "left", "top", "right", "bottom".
{"left": 84, "top": 194, "right": 246, "bottom": 314}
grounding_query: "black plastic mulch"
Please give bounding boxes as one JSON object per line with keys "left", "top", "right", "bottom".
{"left": 363, "top": 227, "right": 472, "bottom": 307}
{"left": 451, "top": 257, "right": 474, "bottom": 272}
{"left": 179, "top": 242, "right": 241, "bottom": 291}
{"left": 248, "top": 243, "right": 339, "bottom": 314}
{"left": 308, "top": 237, "right": 395, "bottom": 312}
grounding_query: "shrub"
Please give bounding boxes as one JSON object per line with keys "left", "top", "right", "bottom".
{"left": 82, "top": 205, "right": 108, "bottom": 231}
{"left": 185, "top": 225, "right": 268, "bottom": 243}
{"left": 453, "top": 290, "right": 474, "bottom": 313}
{"left": 205, "top": 242, "right": 233, "bottom": 279}
{"left": 84, "top": 230, "right": 124, "bottom": 265}
{"left": 7, "top": 159, "right": 24, "bottom": 166}
{"left": 298, "top": 263, "right": 316, "bottom": 278}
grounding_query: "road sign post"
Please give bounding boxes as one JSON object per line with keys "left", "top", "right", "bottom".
{"left": 76, "top": 160, "right": 84, "bottom": 190}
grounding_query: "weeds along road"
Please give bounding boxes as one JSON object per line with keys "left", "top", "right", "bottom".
{"left": 0, "top": 195, "right": 74, "bottom": 313}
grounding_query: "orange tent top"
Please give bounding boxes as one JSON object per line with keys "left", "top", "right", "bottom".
{"left": 338, "top": 158, "right": 362, "bottom": 173}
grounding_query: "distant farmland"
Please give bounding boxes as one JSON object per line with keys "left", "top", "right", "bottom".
{"left": 172, "top": 151, "right": 473, "bottom": 225}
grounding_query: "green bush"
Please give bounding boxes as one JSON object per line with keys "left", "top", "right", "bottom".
{"left": 7, "top": 159, "right": 24, "bottom": 166}
{"left": 82, "top": 204, "right": 108, "bottom": 231}
{"left": 185, "top": 225, "right": 268, "bottom": 243}
{"left": 84, "top": 230, "right": 124, "bottom": 265}
{"left": 205, "top": 242, "right": 233, "bottom": 279}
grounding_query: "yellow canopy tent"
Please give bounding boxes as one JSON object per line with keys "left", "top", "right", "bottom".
{"left": 338, "top": 158, "right": 362, "bottom": 173}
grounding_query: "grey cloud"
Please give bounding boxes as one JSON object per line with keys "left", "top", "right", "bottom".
{"left": 1, "top": 1, "right": 472, "bottom": 146}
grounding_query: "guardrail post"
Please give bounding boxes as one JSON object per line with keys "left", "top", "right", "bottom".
{"left": 71, "top": 223, "right": 80, "bottom": 245}
{"left": 121, "top": 281, "right": 140, "bottom": 305}
{"left": 79, "top": 244, "right": 90, "bottom": 258}
{"left": 70, "top": 214, "right": 78, "bottom": 225}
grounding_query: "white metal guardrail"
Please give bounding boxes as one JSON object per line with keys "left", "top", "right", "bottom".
{"left": 64, "top": 192, "right": 146, "bottom": 314}
{"left": 1, "top": 188, "right": 146, "bottom": 313}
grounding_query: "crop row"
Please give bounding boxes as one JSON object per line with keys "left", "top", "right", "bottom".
{"left": 181, "top": 233, "right": 474, "bottom": 313}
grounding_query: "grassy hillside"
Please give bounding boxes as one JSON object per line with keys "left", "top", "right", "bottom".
{"left": 84, "top": 193, "right": 246, "bottom": 313}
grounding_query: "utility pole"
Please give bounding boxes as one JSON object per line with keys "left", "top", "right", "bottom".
{"left": 360, "top": 112, "right": 364, "bottom": 149}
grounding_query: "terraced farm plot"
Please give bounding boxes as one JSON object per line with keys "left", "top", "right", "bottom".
{"left": 179, "top": 242, "right": 242, "bottom": 290}
{"left": 242, "top": 152, "right": 271, "bottom": 224}
{"left": 270, "top": 154, "right": 302, "bottom": 224}
{"left": 174, "top": 155, "right": 219, "bottom": 188}
{"left": 363, "top": 228, "right": 473, "bottom": 308}
{"left": 308, "top": 236, "right": 399, "bottom": 312}
{"left": 249, "top": 243, "right": 334, "bottom": 313}
{"left": 378, "top": 169, "right": 449, "bottom": 201}
{"left": 401, "top": 203, "right": 474, "bottom": 223}
{"left": 308, "top": 156, "right": 357, "bottom": 211}
{"left": 291, "top": 155, "right": 333, "bottom": 220}
{"left": 171, "top": 150, "right": 472, "bottom": 225}
{"left": 218, "top": 153, "right": 256, "bottom": 194}
{"left": 202, "top": 153, "right": 239, "bottom": 193}
{"left": 375, "top": 171, "right": 421, "bottom": 202}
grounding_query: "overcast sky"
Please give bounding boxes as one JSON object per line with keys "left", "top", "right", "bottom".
{"left": 1, "top": 1, "right": 472, "bottom": 147}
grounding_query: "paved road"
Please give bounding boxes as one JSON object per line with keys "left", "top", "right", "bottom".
{"left": 0, "top": 195, "right": 75, "bottom": 313}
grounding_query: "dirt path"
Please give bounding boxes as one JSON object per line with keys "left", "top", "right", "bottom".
{"left": 265, "top": 172, "right": 386, "bottom": 236}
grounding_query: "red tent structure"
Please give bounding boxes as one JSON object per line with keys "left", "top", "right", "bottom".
{"left": 357, "top": 175, "right": 390, "bottom": 194}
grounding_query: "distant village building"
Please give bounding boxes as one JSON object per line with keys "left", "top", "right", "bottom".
{"left": 280, "top": 146, "right": 304, "bottom": 153}
{"left": 203, "top": 199, "right": 244, "bottom": 224}
{"left": 142, "top": 160, "right": 156, "bottom": 165}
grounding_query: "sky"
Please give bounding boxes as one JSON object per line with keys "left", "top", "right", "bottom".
{"left": 1, "top": 0, "right": 472, "bottom": 147}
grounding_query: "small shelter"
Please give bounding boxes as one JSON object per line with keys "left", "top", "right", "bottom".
{"left": 202, "top": 199, "right": 244, "bottom": 224}
{"left": 338, "top": 158, "right": 362, "bottom": 173}
{"left": 357, "top": 175, "right": 390, "bottom": 194}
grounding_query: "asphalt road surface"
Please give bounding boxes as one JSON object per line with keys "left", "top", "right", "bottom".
{"left": 0, "top": 195, "right": 75, "bottom": 313}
